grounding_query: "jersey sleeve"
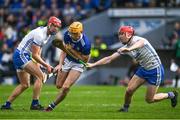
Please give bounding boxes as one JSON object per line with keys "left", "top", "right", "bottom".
{"left": 143, "top": 39, "right": 148, "bottom": 45}
{"left": 33, "top": 34, "right": 43, "bottom": 46}
{"left": 81, "top": 35, "right": 91, "bottom": 55}
{"left": 83, "top": 44, "right": 91, "bottom": 55}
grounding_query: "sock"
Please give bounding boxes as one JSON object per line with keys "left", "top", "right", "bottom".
{"left": 123, "top": 104, "right": 129, "bottom": 109}
{"left": 168, "top": 92, "right": 175, "bottom": 99}
{"left": 49, "top": 102, "right": 56, "bottom": 109}
{"left": 31, "top": 99, "right": 39, "bottom": 106}
{"left": 5, "top": 101, "right": 11, "bottom": 107}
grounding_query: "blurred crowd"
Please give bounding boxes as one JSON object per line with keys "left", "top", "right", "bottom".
{"left": 111, "top": 0, "right": 180, "bottom": 8}
{"left": 167, "top": 22, "right": 180, "bottom": 48}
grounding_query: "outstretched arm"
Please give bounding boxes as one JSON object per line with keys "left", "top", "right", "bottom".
{"left": 87, "top": 52, "right": 120, "bottom": 68}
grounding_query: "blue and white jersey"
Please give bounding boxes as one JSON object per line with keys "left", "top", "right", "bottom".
{"left": 17, "top": 26, "right": 55, "bottom": 54}
{"left": 13, "top": 26, "right": 55, "bottom": 70}
{"left": 123, "top": 36, "right": 161, "bottom": 70}
{"left": 63, "top": 31, "right": 91, "bottom": 63}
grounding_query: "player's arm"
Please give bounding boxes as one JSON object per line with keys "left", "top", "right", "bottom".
{"left": 59, "top": 50, "right": 66, "bottom": 66}
{"left": 65, "top": 44, "right": 89, "bottom": 62}
{"left": 69, "top": 49, "right": 89, "bottom": 62}
{"left": 128, "top": 39, "right": 145, "bottom": 51}
{"left": 54, "top": 50, "right": 66, "bottom": 72}
{"left": 118, "top": 39, "right": 145, "bottom": 53}
{"left": 87, "top": 52, "right": 120, "bottom": 68}
{"left": 31, "top": 44, "right": 49, "bottom": 68}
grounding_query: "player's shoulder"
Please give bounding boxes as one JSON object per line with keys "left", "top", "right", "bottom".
{"left": 133, "top": 35, "right": 147, "bottom": 42}
{"left": 63, "top": 31, "right": 71, "bottom": 42}
{"left": 82, "top": 33, "right": 90, "bottom": 42}
{"left": 64, "top": 31, "right": 69, "bottom": 36}
{"left": 82, "top": 33, "right": 91, "bottom": 48}
{"left": 32, "top": 26, "right": 46, "bottom": 39}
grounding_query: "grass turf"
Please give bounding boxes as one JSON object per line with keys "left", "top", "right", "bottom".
{"left": 0, "top": 85, "right": 179, "bottom": 119}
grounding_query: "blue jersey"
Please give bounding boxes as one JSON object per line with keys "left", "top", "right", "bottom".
{"left": 64, "top": 31, "right": 91, "bottom": 63}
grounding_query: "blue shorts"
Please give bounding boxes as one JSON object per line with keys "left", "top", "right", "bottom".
{"left": 135, "top": 65, "right": 164, "bottom": 86}
{"left": 13, "top": 49, "right": 31, "bottom": 70}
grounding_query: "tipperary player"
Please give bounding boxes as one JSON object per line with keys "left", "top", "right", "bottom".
{"left": 87, "top": 26, "right": 178, "bottom": 112}
{"left": 1, "top": 16, "right": 61, "bottom": 110}
{"left": 45, "top": 21, "right": 91, "bottom": 111}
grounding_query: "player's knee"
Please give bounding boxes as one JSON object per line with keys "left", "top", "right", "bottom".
{"left": 56, "top": 81, "right": 63, "bottom": 89}
{"left": 56, "top": 78, "right": 64, "bottom": 89}
{"left": 126, "top": 87, "right": 134, "bottom": 95}
{"left": 36, "top": 73, "right": 44, "bottom": 82}
{"left": 145, "top": 98, "right": 154, "bottom": 103}
{"left": 21, "top": 83, "right": 30, "bottom": 89}
{"left": 56, "top": 85, "right": 62, "bottom": 89}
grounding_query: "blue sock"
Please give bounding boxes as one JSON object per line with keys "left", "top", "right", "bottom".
{"left": 123, "top": 104, "right": 129, "bottom": 109}
{"left": 49, "top": 102, "right": 56, "bottom": 109}
{"left": 31, "top": 99, "right": 39, "bottom": 106}
{"left": 5, "top": 101, "right": 11, "bottom": 107}
{"left": 168, "top": 92, "right": 175, "bottom": 99}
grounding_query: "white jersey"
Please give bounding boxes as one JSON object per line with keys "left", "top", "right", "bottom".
{"left": 17, "top": 26, "right": 55, "bottom": 54}
{"left": 123, "top": 36, "right": 161, "bottom": 70}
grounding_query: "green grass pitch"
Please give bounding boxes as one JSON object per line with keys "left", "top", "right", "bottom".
{"left": 0, "top": 85, "right": 179, "bottom": 119}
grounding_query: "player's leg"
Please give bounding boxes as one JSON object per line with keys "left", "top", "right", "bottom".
{"left": 146, "top": 83, "right": 178, "bottom": 107}
{"left": 145, "top": 65, "right": 178, "bottom": 107}
{"left": 44, "top": 71, "right": 68, "bottom": 111}
{"left": 119, "top": 75, "right": 145, "bottom": 112}
{"left": 56, "top": 70, "right": 68, "bottom": 89}
{"left": 1, "top": 71, "right": 30, "bottom": 110}
{"left": 46, "top": 70, "right": 81, "bottom": 111}
{"left": 55, "top": 70, "right": 81, "bottom": 104}
{"left": 55, "top": 58, "right": 71, "bottom": 89}
{"left": 23, "top": 61, "right": 45, "bottom": 110}
{"left": 146, "top": 85, "right": 165, "bottom": 103}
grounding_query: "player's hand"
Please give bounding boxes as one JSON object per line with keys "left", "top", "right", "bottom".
{"left": 46, "top": 64, "right": 53, "bottom": 74}
{"left": 65, "top": 44, "right": 72, "bottom": 50}
{"left": 86, "top": 63, "right": 95, "bottom": 68}
{"left": 118, "top": 47, "right": 130, "bottom": 53}
{"left": 54, "top": 64, "right": 62, "bottom": 72}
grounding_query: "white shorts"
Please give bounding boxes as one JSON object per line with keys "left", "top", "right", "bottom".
{"left": 62, "top": 58, "right": 85, "bottom": 73}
